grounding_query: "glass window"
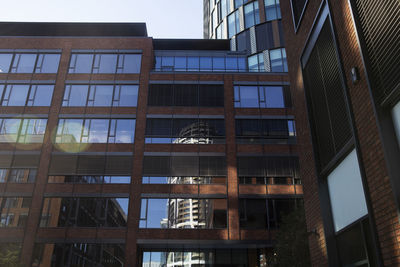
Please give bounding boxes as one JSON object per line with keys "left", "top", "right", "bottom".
{"left": 114, "top": 119, "right": 135, "bottom": 143}
{"left": 265, "top": 0, "right": 281, "bottom": 21}
{"left": 327, "top": 150, "right": 368, "bottom": 232}
{"left": 0, "top": 197, "right": 31, "bottom": 227}
{"left": 248, "top": 54, "right": 259, "bottom": 72}
{"left": 270, "top": 48, "right": 287, "bottom": 72}
{"left": 228, "top": 12, "right": 237, "bottom": 38}
{"left": 392, "top": 101, "right": 400, "bottom": 147}
{"left": 174, "top": 56, "right": 187, "bottom": 71}
{"left": 27, "top": 85, "right": 54, "bottom": 106}
{"left": 117, "top": 54, "right": 141, "bottom": 73}
{"left": 161, "top": 56, "right": 174, "bottom": 70}
{"left": 213, "top": 57, "right": 225, "bottom": 71}
{"left": 18, "top": 119, "right": 47, "bottom": 143}
{"left": 35, "top": 54, "right": 61, "bottom": 73}
{"left": 0, "top": 119, "right": 21, "bottom": 142}
{"left": 140, "top": 198, "right": 168, "bottom": 228}
{"left": 86, "top": 119, "right": 109, "bottom": 143}
{"left": 117, "top": 85, "right": 138, "bottom": 107}
{"left": 11, "top": 54, "right": 36, "bottom": 73}
{"left": 56, "top": 119, "right": 84, "bottom": 143}
{"left": 69, "top": 54, "right": 93, "bottom": 73}
{"left": 89, "top": 85, "right": 113, "bottom": 106}
{"left": 244, "top": 1, "right": 260, "bottom": 29}
{"left": 94, "top": 54, "right": 117, "bottom": 73}
{"left": 200, "top": 57, "right": 212, "bottom": 71}
{"left": 226, "top": 57, "right": 238, "bottom": 71}
{"left": 187, "top": 57, "right": 200, "bottom": 71}
{"left": 264, "top": 86, "right": 284, "bottom": 108}
{"left": 63, "top": 85, "right": 89, "bottom": 106}
{"left": 0, "top": 54, "right": 13, "bottom": 73}
{"left": 2, "top": 85, "right": 29, "bottom": 106}
{"left": 237, "top": 86, "right": 259, "bottom": 107}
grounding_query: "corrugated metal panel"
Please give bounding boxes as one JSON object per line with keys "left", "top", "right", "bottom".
{"left": 231, "top": 36, "right": 237, "bottom": 51}
{"left": 263, "top": 50, "right": 271, "bottom": 72}
{"left": 355, "top": 0, "right": 400, "bottom": 105}
{"left": 239, "top": 7, "right": 245, "bottom": 32}
{"left": 250, "top": 26, "right": 257, "bottom": 54}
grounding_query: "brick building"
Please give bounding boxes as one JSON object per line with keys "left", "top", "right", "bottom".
{"left": 278, "top": 0, "right": 400, "bottom": 266}
{"left": 0, "top": 22, "right": 301, "bottom": 266}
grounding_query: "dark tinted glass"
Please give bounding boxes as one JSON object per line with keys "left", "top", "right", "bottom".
{"left": 199, "top": 84, "right": 224, "bottom": 107}
{"left": 148, "top": 84, "right": 173, "bottom": 106}
{"left": 174, "top": 84, "right": 198, "bottom": 106}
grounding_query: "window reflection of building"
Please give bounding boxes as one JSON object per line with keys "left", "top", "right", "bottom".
{"left": 0, "top": 197, "right": 31, "bottom": 228}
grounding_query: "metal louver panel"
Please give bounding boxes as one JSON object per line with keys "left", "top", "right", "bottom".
{"left": 231, "top": 36, "right": 237, "bottom": 51}
{"left": 354, "top": 0, "right": 400, "bottom": 105}
{"left": 263, "top": 50, "right": 271, "bottom": 72}
{"left": 250, "top": 26, "right": 257, "bottom": 54}
{"left": 239, "top": 7, "right": 245, "bottom": 32}
{"left": 303, "top": 19, "right": 352, "bottom": 170}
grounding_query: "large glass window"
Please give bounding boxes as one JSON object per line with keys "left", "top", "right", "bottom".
{"left": 265, "top": 0, "right": 281, "bottom": 21}
{"left": 0, "top": 54, "right": 13, "bottom": 73}
{"left": 49, "top": 175, "right": 130, "bottom": 184}
{"left": 0, "top": 118, "right": 47, "bottom": 143}
{"left": 248, "top": 53, "right": 264, "bottom": 72}
{"left": 327, "top": 150, "right": 368, "bottom": 232}
{"left": 0, "top": 84, "right": 54, "bottom": 106}
{"left": 0, "top": 169, "right": 37, "bottom": 183}
{"left": 69, "top": 53, "right": 142, "bottom": 74}
{"left": 234, "top": 85, "right": 287, "bottom": 108}
{"left": 239, "top": 198, "right": 300, "bottom": 229}
{"left": 228, "top": 10, "right": 241, "bottom": 38}
{"left": 0, "top": 52, "right": 60, "bottom": 73}
{"left": 244, "top": 1, "right": 260, "bottom": 29}
{"left": 270, "top": 48, "right": 288, "bottom": 72}
{"left": 236, "top": 119, "right": 295, "bottom": 144}
{"left": 140, "top": 198, "right": 227, "bottom": 229}
{"left": 145, "top": 118, "right": 225, "bottom": 144}
{"left": 0, "top": 197, "right": 32, "bottom": 227}
{"left": 55, "top": 118, "right": 135, "bottom": 144}
{"left": 32, "top": 243, "right": 125, "bottom": 267}
{"left": 40, "top": 197, "right": 129, "bottom": 227}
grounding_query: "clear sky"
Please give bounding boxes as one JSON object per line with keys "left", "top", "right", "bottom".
{"left": 0, "top": 0, "right": 204, "bottom": 38}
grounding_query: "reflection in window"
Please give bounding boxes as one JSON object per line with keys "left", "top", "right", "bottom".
{"left": 145, "top": 118, "right": 225, "bottom": 144}
{"left": 244, "top": 1, "right": 260, "bottom": 29}
{"left": 234, "top": 85, "right": 287, "bottom": 108}
{"left": 0, "top": 197, "right": 32, "bottom": 227}
{"left": 0, "top": 84, "right": 54, "bottom": 106}
{"left": 240, "top": 198, "right": 300, "bottom": 229}
{"left": 140, "top": 198, "right": 227, "bottom": 229}
{"left": 0, "top": 118, "right": 47, "bottom": 143}
{"left": 68, "top": 53, "right": 141, "bottom": 74}
{"left": 49, "top": 175, "right": 131, "bottom": 184}
{"left": 270, "top": 48, "right": 288, "bottom": 72}
{"left": 0, "top": 243, "right": 22, "bottom": 266}
{"left": 40, "top": 197, "right": 129, "bottom": 227}
{"left": 228, "top": 10, "right": 241, "bottom": 39}
{"left": 55, "top": 118, "right": 135, "bottom": 143}
{"left": 32, "top": 243, "right": 125, "bottom": 267}
{"left": 248, "top": 53, "right": 264, "bottom": 72}
{"left": 265, "top": 0, "right": 281, "bottom": 21}
{"left": 0, "top": 52, "right": 60, "bottom": 73}
{"left": 142, "top": 176, "right": 226, "bottom": 185}
{"left": 0, "top": 169, "right": 36, "bottom": 183}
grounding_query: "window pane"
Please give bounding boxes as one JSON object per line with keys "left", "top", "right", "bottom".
{"left": 38, "top": 54, "right": 60, "bottom": 73}
{"left": 239, "top": 86, "right": 259, "bottom": 107}
{"left": 228, "top": 12, "right": 237, "bottom": 38}
{"left": 248, "top": 54, "right": 259, "bottom": 72}
{"left": 65, "top": 85, "right": 88, "bottom": 106}
{"left": 265, "top": 86, "right": 284, "bottom": 108}
{"left": 392, "top": 101, "right": 400, "bottom": 148}
{"left": 212, "top": 57, "right": 225, "bottom": 71}
{"left": 12, "top": 54, "right": 36, "bottom": 73}
{"left": 200, "top": 57, "right": 212, "bottom": 71}
{"left": 19, "top": 119, "right": 47, "bottom": 143}
{"left": 88, "top": 119, "right": 109, "bottom": 143}
{"left": 142, "top": 198, "right": 168, "bottom": 228}
{"left": 119, "top": 54, "right": 141, "bottom": 73}
{"left": 92, "top": 85, "right": 113, "bottom": 106}
{"left": 270, "top": 49, "right": 284, "bottom": 72}
{"left": 174, "top": 56, "right": 187, "bottom": 71}
{"left": 57, "top": 119, "right": 83, "bottom": 143}
{"left": 5, "top": 85, "right": 29, "bottom": 106}
{"left": 31, "top": 85, "right": 54, "bottom": 106}
{"left": 327, "top": 150, "right": 368, "bottom": 232}
{"left": 187, "top": 56, "right": 199, "bottom": 71}
{"left": 97, "top": 54, "right": 117, "bottom": 73}
{"left": 0, "top": 119, "right": 21, "bottom": 142}
{"left": 115, "top": 120, "right": 135, "bottom": 143}
{"left": 118, "top": 85, "right": 138, "bottom": 107}
{"left": 72, "top": 54, "right": 94, "bottom": 73}
{"left": 0, "top": 54, "right": 12, "bottom": 73}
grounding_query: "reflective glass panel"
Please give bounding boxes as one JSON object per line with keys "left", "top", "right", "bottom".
{"left": 265, "top": 86, "right": 284, "bottom": 108}
{"left": 71, "top": 54, "right": 94, "bottom": 73}
{"left": 96, "top": 54, "right": 117, "bottom": 73}
{"left": 115, "top": 119, "right": 135, "bottom": 143}
{"left": 12, "top": 54, "right": 36, "bottom": 73}
{"left": 240, "top": 86, "right": 259, "bottom": 107}
{"left": 200, "top": 57, "right": 212, "bottom": 71}
{"left": 87, "top": 119, "right": 109, "bottom": 143}
{"left": 0, "top": 54, "right": 12, "bottom": 73}
{"left": 64, "top": 85, "right": 88, "bottom": 106}
{"left": 5, "top": 85, "right": 29, "bottom": 106}
{"left": 29, "top": 85, "right": 54, "bottom": 106}
{"left": 0, "top": 119, "right": 21, "bottom": 142}
{"left": 118, "top": 85, "right": 138, "bottom": 107}
{"left": 57, "top": 119, "right": 83, "bottom": 143}
{"left": 37, "top": 54, "right": 61, "bottom": 73}
{"left": 91, "top": 85, "right": 113, "bottom": 106}
{"left": 270, "top": 48, "right": 284, "bottom": 72}
{"left": 119, "top": 54, "right": 141, "bottom": 73}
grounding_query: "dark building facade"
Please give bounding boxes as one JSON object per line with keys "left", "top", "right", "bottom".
{"left": 0, "top": 22, "right": 302, "bottom": 266}
{"left": 279, "top": 0, "right": 400, "bottom": 266}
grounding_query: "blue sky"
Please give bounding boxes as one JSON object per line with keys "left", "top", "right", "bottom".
{"left": 1, "top": 0, "right": 204, "bottom": 38}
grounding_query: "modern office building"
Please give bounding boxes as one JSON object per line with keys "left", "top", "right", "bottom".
{"left": 278, "top": 0, "right": 400, "bottom": 266}
{"left": 0, "top": 22, "right": 302, "bottom": 266}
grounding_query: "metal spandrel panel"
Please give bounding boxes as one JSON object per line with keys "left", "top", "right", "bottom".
{"left": 250, "top": 27, "right": 257, "bottom": 54}
{"left": 231, "top": 37, "right": 237, "bottom": 51}
{"left": 239, "top": 7, "right": 245, "bottom": 32}
{"left": 263, "top": 50, "right": 271, "bottom": 72}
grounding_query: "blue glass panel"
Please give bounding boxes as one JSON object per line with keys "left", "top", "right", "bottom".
{"left": 248, "top": 54, "right": 259, "bottom": 72}
{"left": 270, "top": 49, "right": 284, "bottom": 72}
{"left": 244, "top": 3, "right": 255, "bottom": 28}
{"left": 58, "top": 119, "right": 83, "bottom": 143}
{"left": 32, "top": 85, "right": 54, "bottom": 106}
{"left": 88, "top": 119, "right": 109, "bottom": 143}
{"left": 115, "top": 119, "right": 135, "bottom": 143}
{"left": 97, "top": 54, "right": 117, "bottom": 73}
{"left": 226, "top": 57, "right": 238, "bottom": 71}
{"left": 73, "top": 54, "right": 94, "bottom": 73}
{"left": 92, "top": 85, "right": 113, "bottom": 106}
{"left": 66, "top": 85, "right": 89, "bottom": 106}
{"left": 0, "top": 119, "right": 21, "bottom": 142}
{"left": 228, "top": 13, "right": 236, "bottom": 38}
{"left": 118, "top": 85, "right": 138, "bottom": 107}
{"left": 143, "top": 198, "right": 168, "bottom": 228}
{"left": 38, "top": 54, "right": 60, "bottom": 73}
{"left": 239, "top": 86, "right": 259, "bottom": 107}
{"left": 104, "top": 176, "right": 130, "bottom": 184}
{"left": 213, "top": 57, "right": 225, "bottom": 71}
{"left": 12, "top": 54, "right": 36, "bottom": 73}
{"left": 174, "top": 56, "right": 187, "bottom": 71}
{"left": 0, "top": 54, "right": 12, "bottom": 73}
{"left": 200, "top": 57, "right": 212, "bottom": 71}
{"left": 7, "top": 85, "right": 29, "bottom": 106}
{"left": 120, "top": 54, "right": 141, "bottom": 73}
{"left": 161, "top": 56, "right": 174, "bottom": 69}
{"left": 155, "top": 56, "right": 161, "bottom": 70}
{"left": 265, "top": 86, "right": 284, "bottom": 108}
{"left": 0, "top": 85, "right": 4, "bottom": 101}
{"left": 238, "top": 57, "right": 247, "bottom": 71}
{"left": 187, "top": 57, "right": 199, "bottom": 71}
